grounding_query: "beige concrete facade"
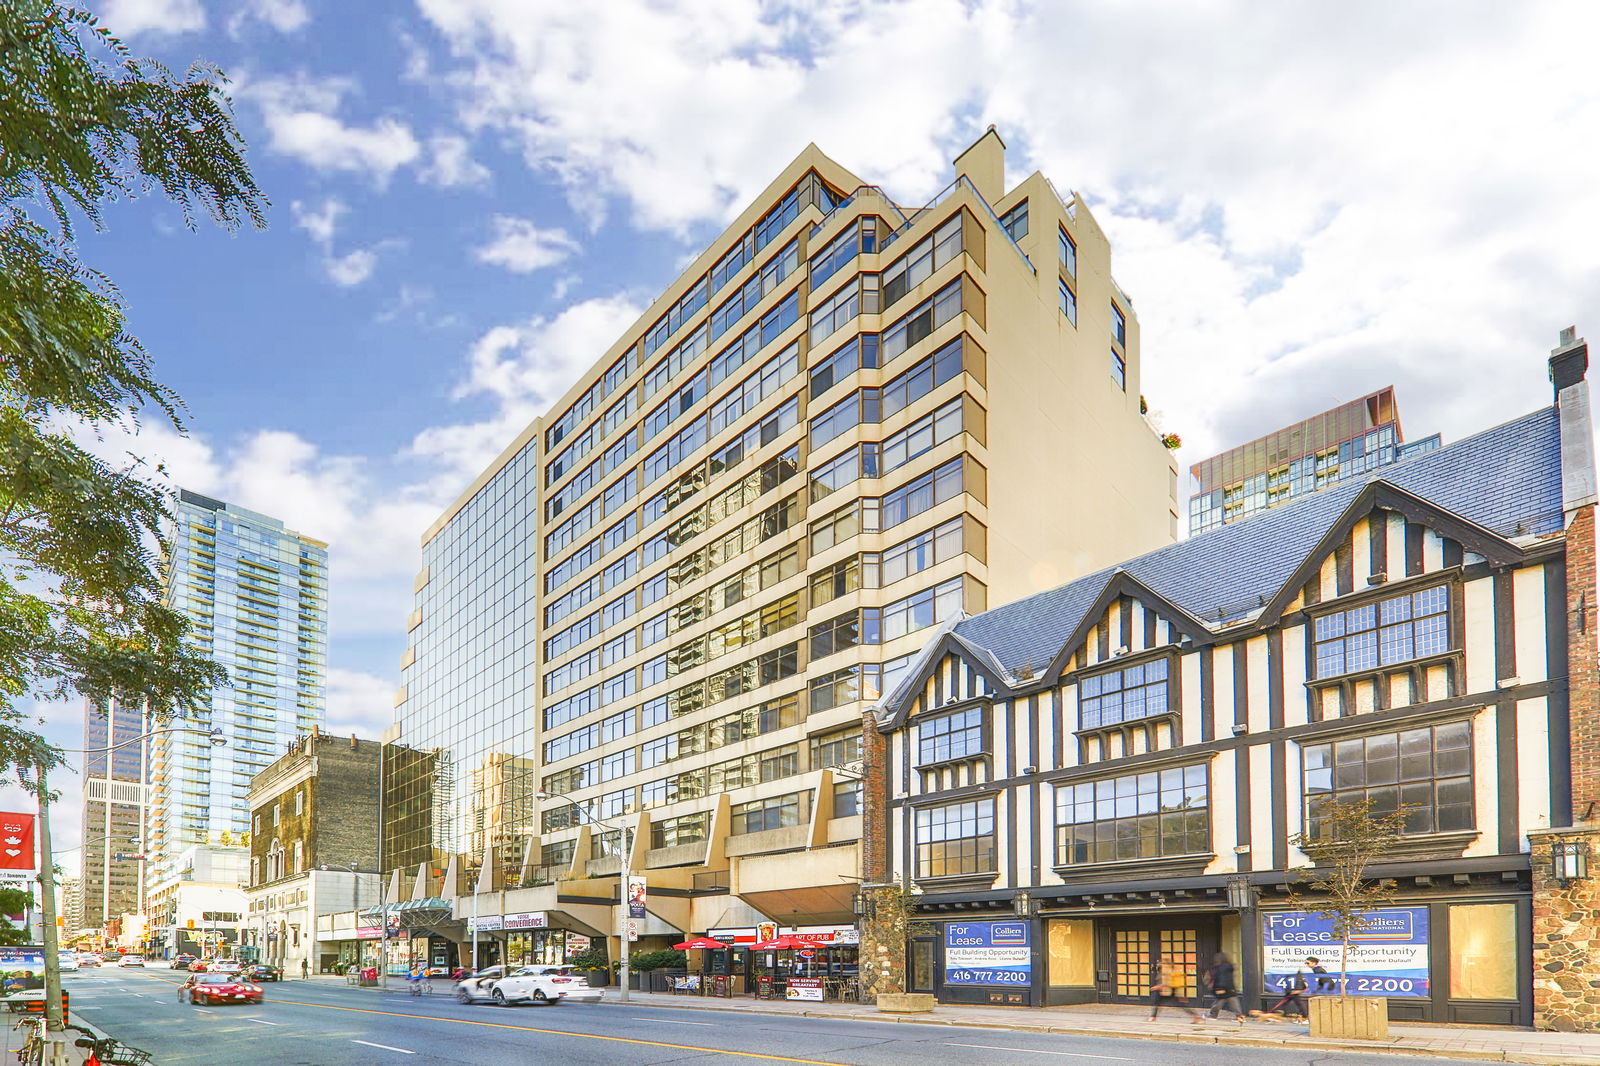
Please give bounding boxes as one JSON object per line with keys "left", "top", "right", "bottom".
{"left": 390, "top": 131, "right": 1177, "bottom": 967}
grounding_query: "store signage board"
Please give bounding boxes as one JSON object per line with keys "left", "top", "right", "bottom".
{"left": 566, "top": 934, "right": 592, "bottom": 955}
{"left": 944, "top": 921, "right": 1031, "bottom": 987}
{"left": 503, "top": 912, "right": 548, "bottom": 930}
{"left": 786, "top": 977, "right": 824, "bottom": 1001}
{"left": 1262, "top": 908, "right": 1430, "bottom": 998}
{"left": 466, "top": 915, "right": 504, "bottom": 932}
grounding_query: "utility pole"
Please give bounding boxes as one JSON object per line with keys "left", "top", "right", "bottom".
{"left": 31, "top": 763, "right": 65, "bottom": 1033}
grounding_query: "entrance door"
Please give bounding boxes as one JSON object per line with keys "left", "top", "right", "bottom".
{"left": 909, "top": 938, "right": 936, "bottom": 994}
{"left": 1098, "top": 918, "right": 1215, "bottom": 1004}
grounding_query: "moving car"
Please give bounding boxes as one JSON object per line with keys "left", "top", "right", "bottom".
{"left": 239, "top": 963, "right": 281, "bottom": 982}
{"left": 117, "top": 956, "right": 145, "bottom": 967}
{"left": 170, "top": 954, "right": 197, "bottom": 969}
{"left": 454, "top": 964, "right": 602, "bottom": 1006}
{"left": 75, "top": 954, "right": 100, "bottom": 968}
{"left": 207, "top": 960, "right": 241, "bottom": 975}
{"left": 56, "top": 953, "right": 79, "bottom": 973}
{"left": 180, "top": 973, "right": 264, "bottom": 1006}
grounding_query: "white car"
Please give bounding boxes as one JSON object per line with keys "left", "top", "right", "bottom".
{"left": 455, "top": 965, "right": 602, "bottom": 1006}
{"left": 206, "top": 960, "right": 241, "bottom": 975}
{"left": 117, "top": 955, "right": 145, "bottom": 967}
{"left": 57, "top": 954, "right": 79, "bottom": 973}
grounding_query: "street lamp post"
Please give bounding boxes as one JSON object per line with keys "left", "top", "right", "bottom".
{"left": 321, "top": 862, "right": 386, "bottom": 990}
{"left": 537, "top": 790, "right": 634, "bottom": 1004}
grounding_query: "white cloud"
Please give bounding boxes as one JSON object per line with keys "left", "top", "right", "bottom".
{"left": 419, "top": 134, "right": 491, "bottom": 188}
{"left": 473, "top": 216, "right": 579, "bottom": 273}
{"left": 290, "top": 197, "right": 400, "bottom": 287}
{"left": 228, "top": 0, "right": 309, "bottom": 35}
{"left": 98, "top": 0, "right": 205, "bottom": 37}
{"left": 324, "top": 668, "right": 398, "bottom": 739}
{"left": 250, "top": 75, "right": 421, "bottom": 184}
{"left": 290, "top": 197, "right": 344, "bottom": 245}
{"left": 324, "top": 246, "right": 379, "bottom": 286}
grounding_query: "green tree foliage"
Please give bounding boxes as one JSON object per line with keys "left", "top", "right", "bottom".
{"left": 0, "top": 887, "right": 33, "bottom": 945}
{"left": 0, "top": 2, "right": 266, "bottom": 782}
{"left": 1288, "top": 796, "right": 1412, "bottom": 993}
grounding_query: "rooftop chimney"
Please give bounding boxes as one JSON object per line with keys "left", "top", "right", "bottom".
{"left": 1550, "top": 326, "right": 1596, "bottom": 515}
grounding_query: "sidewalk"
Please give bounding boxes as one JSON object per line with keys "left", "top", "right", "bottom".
{"left": 594, "top": 989, "right": 1600, "bottom": 1066}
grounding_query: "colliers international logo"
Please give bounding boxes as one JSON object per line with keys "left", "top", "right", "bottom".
{"left": 1350, "top": 912, "right": 1415, "bottom": 942}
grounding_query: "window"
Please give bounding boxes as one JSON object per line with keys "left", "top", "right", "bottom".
{"left": 881, "top": 212, "right": 963, "bottom": 308}
{"left": 809, "top": 388, "right": 880, "bottom": 448}
{"left": 1058, "top": 278, "right": 1077, "bottom": 325}
{"left": 809, "top": 610, "right": 877, "bottom": 659}
{"left": 808, "top": 663, "right": 881, "bottom": 713}
{"left": 809, "top": 727, "right": 861, "bottom": 769}
{"left": 272, "top": 803, "right": 279, "bottom": 826}
{"left": 1110, "top": 349, "right": 1126, "bottom": 390}
{"left": 1111, "top": 303, "right": 1126, "bottom": 347}
{"left": 294, "top": 790, "right": 303, "bottom": 816}
{"left": 833, "top": 779, "right": 862, "bottom": 818}
{"left": 882, "top": 576, "right": 963, "bottom": 642}
{"left": 917, "top": 705, "right": 984, "bottom": 764}
{"left": 914, "top": 799, "right": 996, "bottom": 878}
{"left": 1302, "top": 720, "right": 1474, "bottom": 836}
{"left": 651, "top": 812, "right": 709, "bottom": 849}
{"left": 759, "top": 745, "right": 798, "bottom": 781}
{"left": 880, "top": 517, "right": 964, "bottom": 587}
{"left": 1313, "top": 585, "right": 1451, "bottom": 678}
{"left": 1079, "top": 658, "right": 1171, "bottom": 729}
{"left": 1000, "top": 200, "right": 1029, "bottom": 242}
{"left": 731, "top": 792, "right": 808, "bottom": 835}
{"left": 1058, "top": 227, "right": 1076, "bottom": 277}
{"left": 882, "top": 278, "right": 965, "bottom": 363}
{"left": 292, "top": 840, "right": 303, "bottom": 874}
{"left": 810, "top": 334, "right": 879, "bottom": 399}
{"left": 881, "top": 336, "right": 965, "bottom": 419}
{"left": 1055, "top": 765, "right": 1210, "bottom": 865}
{"left": 542, "top": 840, "right": 575, "bottom": 868}
{"left": 880, "top": 397, "right": 963, "bottom": 475}
{"left": 810, "top": 556, "right": 864, "bottom": 605}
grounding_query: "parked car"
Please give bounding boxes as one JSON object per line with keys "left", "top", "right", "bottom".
{"left": 454, "top": 964, "right": 602, "bottom": 1006}
{"left": 239, "top": 963, "right": 281, "bottom": 982}
{"left": 180, "top": 973, "right": 263, "bottom": 1006}
{"left": 117, "top": 956, "right": 145, "bottom": 967}
{"left": 170, "top": 954, "right": 197, "bottom": 970}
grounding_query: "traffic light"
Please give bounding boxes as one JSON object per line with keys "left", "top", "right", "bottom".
{"left": 186, "top": 919, "right": 195, "bottom": 930}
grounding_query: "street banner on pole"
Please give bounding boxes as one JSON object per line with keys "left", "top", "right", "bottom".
{"left": 627, "top": 876, "right": 647, "bottom": 920}
{"left": 0, "top": 813, "right": 35, "bottom": 873}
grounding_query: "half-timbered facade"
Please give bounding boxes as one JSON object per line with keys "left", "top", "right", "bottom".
{"left": 869, "top": 335, "right": 1599, "bottom": 1028}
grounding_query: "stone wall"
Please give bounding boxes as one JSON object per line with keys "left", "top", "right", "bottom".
{"left": 1529, "top": 827, "right": 1600, "bottom": 1031}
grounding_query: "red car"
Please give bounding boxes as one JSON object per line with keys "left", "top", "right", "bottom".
{"left": 180, "top": 973, "right": 264, "bottom": 1005}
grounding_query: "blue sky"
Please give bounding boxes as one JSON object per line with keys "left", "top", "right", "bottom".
{"left": 17, "top": 0, "right": 1600, "bottom": 865}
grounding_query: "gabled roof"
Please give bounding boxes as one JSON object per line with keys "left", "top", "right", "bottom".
{"left": 948, "top": 405, "right": 1562, "bottom": 682}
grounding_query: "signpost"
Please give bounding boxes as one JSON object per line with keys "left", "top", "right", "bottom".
{"left": 786, "top": 976, "right": 824, "bottom": 1001}
{"left": 1262, "top": 907, "right": 1430, "bottom": 998}
{"left": 942, "top": 920, "right": 1032, "bottom": 987}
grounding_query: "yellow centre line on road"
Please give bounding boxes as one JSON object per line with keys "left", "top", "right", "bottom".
{"left": 131, "top": 972, "right": 849, "bottom": 1065}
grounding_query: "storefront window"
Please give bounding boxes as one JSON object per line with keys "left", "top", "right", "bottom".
{"left": 1047, "top": 919, "right": 1094, "bottom": 986}
{"left": 1449, "top": 903, "right": 1517, "bottom": 1000}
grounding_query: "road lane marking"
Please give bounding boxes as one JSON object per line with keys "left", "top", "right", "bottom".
{"left": 946, "top": 1046, "right": 1132, "bottom": 1061}
{"left": 247, "top": 1018, "right": 279, "bottom": 1025}
{"left": 633, "top": 1017, "right": 715, "bottom": 1025}
{"left": 292, "top": 1001, "right": 848, "bottom": 1065}
{"left": 194, "top": 1008, "right": 216, "bottom": 1014}
{"left": 353, "top": 1040, "right": 414, "bottom": 1054}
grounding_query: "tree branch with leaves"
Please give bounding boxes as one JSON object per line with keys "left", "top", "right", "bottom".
{"left": 1287, "top": 796, "right": 1413, "bottom": 994}
{"left": 0, "top": 0, "right": 266, "bottom": 784}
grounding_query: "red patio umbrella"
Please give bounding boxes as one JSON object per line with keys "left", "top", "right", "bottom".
{"left": 673, "top": 937, "right": 729, "bottom": 950}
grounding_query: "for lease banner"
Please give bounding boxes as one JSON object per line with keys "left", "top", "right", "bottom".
{"left": 943, "top": 920, "right": 1031, "bottom": 987}
{"left": 1262, "top": 907, "right": 1430, "bottom": 998}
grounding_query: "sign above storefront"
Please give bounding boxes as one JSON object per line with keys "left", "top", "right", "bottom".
{"left": 502, "top": 912, "right": 548, "bottom": 930}
{"left": 944, "top": 921, "right": 1031, "bottom": 987}
{"left": 708, "top": 925, "right": 858, "bottom": 945}
{"left": 1263, "top": 907, "right": 1430, "bottom": 998}
{"left": 465, "top": 915, "right": 503, "bottom": 932}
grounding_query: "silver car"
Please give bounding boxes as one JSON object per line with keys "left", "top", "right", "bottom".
{"left": 456, "top": 965, "right": 603, "bottom": 1006}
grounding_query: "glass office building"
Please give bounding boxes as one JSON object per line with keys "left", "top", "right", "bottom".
{"left": 149, "top": 490, "right": 329, "bottom": 882}
{"left": 78, "top": 700, "right": 149, "bottom": 934}
{"left": 390, "top": 131, "right": 1180, "bottom": 949}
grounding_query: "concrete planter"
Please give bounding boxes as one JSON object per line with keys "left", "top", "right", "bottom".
{"left": 875, "top": 992, "right": 936, "bottom": 1014}
{"left": 1309, "top": 996, "right": 1389, "bottom": 1040}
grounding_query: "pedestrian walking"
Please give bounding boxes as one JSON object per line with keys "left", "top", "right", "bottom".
{"left": 1147, "top": 955, "right": 1202, "bottom": 1023}
{"left": 1204, "top": 952, "right": 1247, "bottom": 1022}
{"left": 301, "top": 958, "right": 310, "bottom": 979}
{"left": 1268, "top": 966, "right": 1309, "bottom": 1018}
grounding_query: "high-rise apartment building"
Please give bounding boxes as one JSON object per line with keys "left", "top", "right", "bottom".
{"left": 79, "top": 700, "right": 149, "bottom": 933}
{"left": 149, "top": 490, "right": 328, "bottom": 882}
{"left": 388, "top": 131, "right": 1177, "bottom": 965}
{"left": 1187, "top": 386, "right": 1441, "bottom": 534}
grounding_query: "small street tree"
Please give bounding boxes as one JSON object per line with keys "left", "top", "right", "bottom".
{"left": 0, "top": 887, "right": 34, "bottom": 946}
{"left": 1287, "top": 796, "right": 1413, "bottom": 994}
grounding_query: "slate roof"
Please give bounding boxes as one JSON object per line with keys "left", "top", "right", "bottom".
{"left": 951, "top": 405, "right": 1564, "bottom": 679}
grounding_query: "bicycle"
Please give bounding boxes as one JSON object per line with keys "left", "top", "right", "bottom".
{"left": 408, "top": 978, "right": 433, "bottom": 996}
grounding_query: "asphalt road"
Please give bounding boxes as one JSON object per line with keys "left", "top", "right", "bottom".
{"left": 55, "top": 966, "right": 1476, "bottom": 1066}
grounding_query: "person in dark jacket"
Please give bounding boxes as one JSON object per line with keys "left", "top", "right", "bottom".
{"left": 1204, "top": 952, "right": 1247, "bottom": 1021}
{"left": 1270, "top": 967, "right": 1309, "bottom": 1018}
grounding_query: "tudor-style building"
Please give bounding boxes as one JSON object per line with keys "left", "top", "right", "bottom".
{"left": 867, "top": 332, "right": 1600, "bottom": 1030}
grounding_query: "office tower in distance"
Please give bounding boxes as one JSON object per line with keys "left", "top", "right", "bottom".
{"left": 389, "top": 130, "right": 1179, "bottom": 954}
{"left": 79, "top": 700, "right": 149, "bottom": 934}
{"left": 149, "top": 490, "right": 329, "bottom": 884}
{"left": 1187, "top": 386, "right": 1443, "bottom": 535}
